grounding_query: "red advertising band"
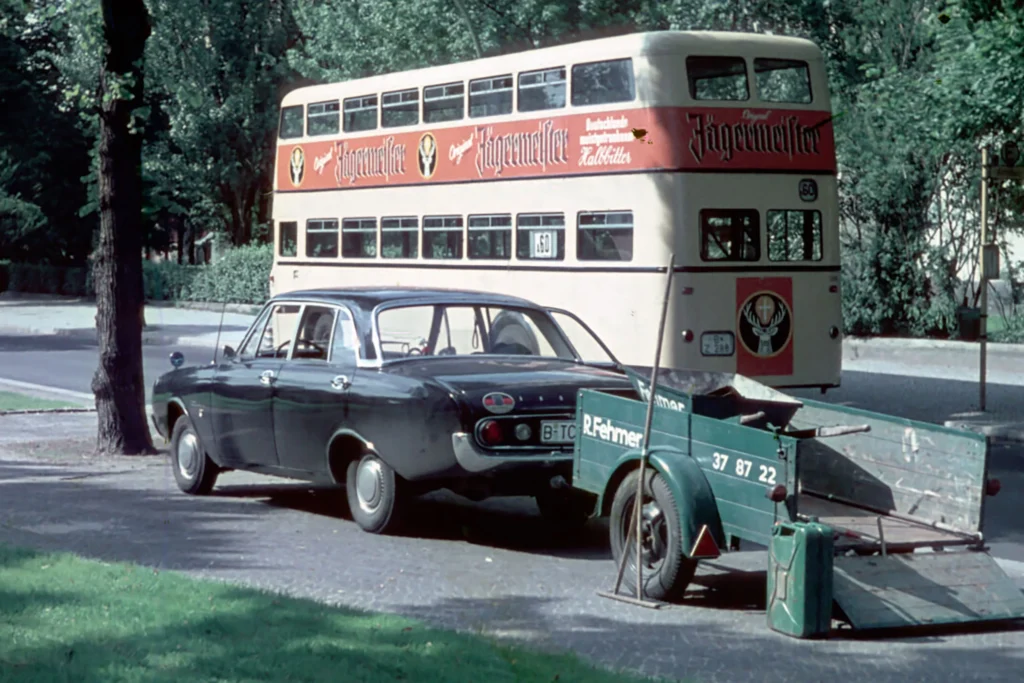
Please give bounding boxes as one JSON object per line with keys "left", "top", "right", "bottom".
{"left": 276, "top": 106, "right": 837, "bottom": 192}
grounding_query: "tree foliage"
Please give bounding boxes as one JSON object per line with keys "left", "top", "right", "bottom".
{"left": 1, "top": 0, "right": 1023, "bottom": 338}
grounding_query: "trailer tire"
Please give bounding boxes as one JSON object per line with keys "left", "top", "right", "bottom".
{"left": 609, "top": 468, "right": 696, "bottom": 602}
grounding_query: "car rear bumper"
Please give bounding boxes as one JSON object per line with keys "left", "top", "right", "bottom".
{"left": 451, "top": 432, "right": 573, "bottom": 473}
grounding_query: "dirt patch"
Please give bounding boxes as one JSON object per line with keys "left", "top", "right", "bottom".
{"left": 0, "top": 436, "right": 168, "bottom": 465}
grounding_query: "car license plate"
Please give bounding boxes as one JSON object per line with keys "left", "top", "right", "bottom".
{"left": 540, "top": 420, "right": 576, "bottom": 444}
{"left": 700, "top": 332, "right": 735, "bottom": 357}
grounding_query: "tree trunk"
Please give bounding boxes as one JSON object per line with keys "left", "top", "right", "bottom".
{"left": 91, "top": 0, "right": 155, "bottom": 456}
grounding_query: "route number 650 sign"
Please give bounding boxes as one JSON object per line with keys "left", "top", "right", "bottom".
{"left": 711, "top": 451, "right": 777, "bottom": 485}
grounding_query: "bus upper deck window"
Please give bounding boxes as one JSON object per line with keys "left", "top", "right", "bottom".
{"left": 469, "top": 75, "right": 513, "bottom": 118}
{"left": 699, "top": 209, "right": 760, "bottom": 261}
{"left": 518, "top": 67, "right": 567, "bottom": 112}
{"left": 754, "top": 58, "right": 812, "bottom": 104}
{"left": 279, "top": 105, "right": 304, "bottom": 139}
{"left": 686, "top": 56, "right": 749, "bottom": 101}
{"left": 767, "top": 210, "right": 822, "bottom": 261}
{"left": 571, "top": 58, "right": 635, "bottom": 106}
{"left": 307, "top": 100, "right": 340, "bottom": 137}
{"left": 382, "top": 89, "right": 420, "bottom": 128}
{"left": 424, "top": 82, "right": 464, "bottom": 123}
{"left": 343, "top": 94, "right": 378, "bottom": 132}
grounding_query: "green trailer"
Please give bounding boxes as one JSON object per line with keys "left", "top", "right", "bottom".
{"left": 570, "top": 366, "right": 1024, "bottom": 638}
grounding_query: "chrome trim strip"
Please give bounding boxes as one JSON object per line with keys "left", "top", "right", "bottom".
{"left": 451, "top": 432, "right": 572, "bottom": 473}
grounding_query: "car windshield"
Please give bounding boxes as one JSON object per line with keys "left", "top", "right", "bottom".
{"left": 375, "top": 303, "right": 578, "bottom": 361}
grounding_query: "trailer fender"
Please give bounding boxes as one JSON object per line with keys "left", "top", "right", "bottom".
{"left": 601, "top": 446, "right": 726, "bottom": 560}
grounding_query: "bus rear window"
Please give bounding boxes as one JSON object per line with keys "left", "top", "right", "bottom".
{"left": 571, "top": 58, "right": 635, "bottom": 106}
{"left": 279, "top": 105, "right": 304, "bottom": 139}
{"left": 577, "top": 211, "right": 633, "bottom": 262}
{"left": 279, "top": 221, "right": 297, "bottom": 257}
{"left": 423, "top": 215, "right": 464, "bottom": 259}
{"left": 755, "top": 59, "right": 812, "bottom": 104}
{"left": 700, "top": 210, "right": 759, "bottom": 261}
{"left": 468, "top": 214, "right": 512, "bottom": 259}
{"left": 305, "top": 219, "right": 338, "bottom": 258}
{"left": 687, "top": 56, "right": 749, "bottom": 101}
{"left": 381, "top": 217, "right": 419, "bottom": 258}
{"left": 342, "top": 218, "right": 377, "bottom": 258}
{"left": 516, "top": 213, "right": 565, "bottom": 260}
{"left": 767, "top": 210, "right": 822, "bottom": 261}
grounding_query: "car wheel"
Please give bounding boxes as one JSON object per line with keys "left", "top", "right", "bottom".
{"left": 609, "top": 468, "right": 696, "bottom": 602}
{"left": 170, "top": 414, "right": 219, "bottom": 495}
{"left": 346, "top": 453, "right": 404, "bottom": 534}
{"left": 534, "top": 488, "right": 594, "bottom": 531}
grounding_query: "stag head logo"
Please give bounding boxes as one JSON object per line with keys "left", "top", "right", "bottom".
{"left": 738, "top": 291, "right": 791, "bottom": 357}
{"left": 289, "top": 146, "right": 305, "bottom": 187}
{"left": 418, "top": 133, "right": 437, "bottom": 179}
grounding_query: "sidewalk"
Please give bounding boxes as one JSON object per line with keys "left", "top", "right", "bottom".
{"left": 2, "top": 293, "right": 1024, "bottom": 445}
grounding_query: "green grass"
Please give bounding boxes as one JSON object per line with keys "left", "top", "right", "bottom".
{"left": 0, "top": 544, "right": 675, "bottom": 683}
{"left": 0, "top": 391, "right": 79, "bottom": 411}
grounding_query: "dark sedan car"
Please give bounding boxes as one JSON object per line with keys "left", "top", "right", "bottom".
{"left": 150, "top": 287, "right": 634, "bottom": 534}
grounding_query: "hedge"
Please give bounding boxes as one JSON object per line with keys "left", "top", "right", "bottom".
{"left": 0, "top": 242, "right": 273, "bottom": 305}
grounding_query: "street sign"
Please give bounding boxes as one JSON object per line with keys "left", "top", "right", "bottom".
{"left": 982, "top": 244, "right": 1000, "bottom": 280}
{"left": 988, "top": 165, "right": 1024, "bottom": 181}
{"left": 1002, "top": 141, "right": 1020, "bottom": 167}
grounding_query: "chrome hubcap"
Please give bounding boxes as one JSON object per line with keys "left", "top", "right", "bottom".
{"left": 356, "top": 458, "right": 385, "bottom": 513}
{"left": 177, "top": 432, "right": 200, "bottom": 480}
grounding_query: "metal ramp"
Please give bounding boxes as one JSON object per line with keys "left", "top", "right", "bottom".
{"left": 832, "top": 551, "right": 1024, "bottom": 630}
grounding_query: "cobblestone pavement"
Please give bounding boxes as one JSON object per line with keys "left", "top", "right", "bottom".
{"left": 1, "top": 414, "right": 1023, "bottom": 683}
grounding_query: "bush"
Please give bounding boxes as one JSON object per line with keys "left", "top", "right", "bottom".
{"left": 181, "top": 242, "right": 272, "bottom": 305}
{"left": 991, "top": 316, "right": 1024, "bottom": 344}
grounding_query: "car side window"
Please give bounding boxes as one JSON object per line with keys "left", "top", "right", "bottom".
{"left": 330, "top": 309, "right": 359, "bottom": 363}
{"left": 236, "top": 306, "right": 273, "bottom": 361}
{"left": 293, "top": 305, "right": 336, "bottom": 361}
{"left": 256, "top": 304, "right": 301, "bottom": 359}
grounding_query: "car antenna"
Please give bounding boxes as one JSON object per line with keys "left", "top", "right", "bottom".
{"left": 211, "top": 301, "right": 228, "bottom": 365}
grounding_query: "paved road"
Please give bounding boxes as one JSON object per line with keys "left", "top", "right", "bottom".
{"left": 0, "top": 333, "right": 222, "bottom": 403}
{"left": 0, "top": 414, "right": 1023, "bottom": 683}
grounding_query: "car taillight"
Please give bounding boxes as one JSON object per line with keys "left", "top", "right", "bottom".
{"left": 479, "top": 419, "right": 503, "bottom": 446}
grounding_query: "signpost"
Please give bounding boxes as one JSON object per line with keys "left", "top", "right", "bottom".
{"left": 979, "top": 141, "right": 1022, "bottom": 411}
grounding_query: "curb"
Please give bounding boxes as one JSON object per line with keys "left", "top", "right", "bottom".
{"left": 845, "top": 336, "right": 1024, "bottom": 358}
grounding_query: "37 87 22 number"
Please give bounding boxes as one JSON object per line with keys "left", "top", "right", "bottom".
{"left": 710, "top": 451, "right": 777, "bottom": 485}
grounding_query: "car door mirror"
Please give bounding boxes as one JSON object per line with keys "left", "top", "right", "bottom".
{"left": 222, "top": 345, "right": 236, "bottom": 360}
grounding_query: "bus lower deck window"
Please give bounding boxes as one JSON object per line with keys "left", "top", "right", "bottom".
{"left": 577, "top": 211, "right": 633, "bottom": 261}
{"left": 468, "top": 215, "right": 512, "bottom": 259}
{"left": 342, "top": 218, "right": 377, "bottom": 258}
{"left": 305, "top": 219, "right": 339, "bottom": 258}
{"left": 381, "top": 217, "right": 420, "bottom": 258}
{"left": 699, "top": 209, "right": 760, "bottom": 261}
{"left": 516, "top": 213, "right": 565, "bottom": 260}
{"left": 278, "top": 221, "right": 298, "bottom": 258}
{"left": 767, "top": 210, "right": 822, "bottom": 261}
{"left": 423, "top": 216, "right": 464, "bottom": 259}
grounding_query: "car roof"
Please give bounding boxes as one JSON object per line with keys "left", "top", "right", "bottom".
{"left": 268, "top": 286, "right": 543, "bottom": 310}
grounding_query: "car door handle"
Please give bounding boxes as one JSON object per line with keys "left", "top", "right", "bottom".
{"left": 330, "top": 375, "right": 351, "bottom": 390}
{"left": 259, "top": 369, "right": 276, "bottom": 385}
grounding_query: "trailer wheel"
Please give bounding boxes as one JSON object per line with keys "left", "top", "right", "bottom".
{"left": 609, "top": 468, "right": 696, "bottom": 602}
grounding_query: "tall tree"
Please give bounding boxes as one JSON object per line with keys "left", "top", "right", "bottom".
{"left": 91, "top": 0, "right": 154, "bottom": 455}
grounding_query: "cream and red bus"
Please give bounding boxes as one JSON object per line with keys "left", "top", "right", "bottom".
{"left": 270, "top": 30, "right": 843, "bottom": 391}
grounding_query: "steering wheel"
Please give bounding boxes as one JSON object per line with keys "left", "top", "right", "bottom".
{"left": 275, "top": 340, "right": 292, "bottom": 356}
{"left": 295, "top": 339, "right": 326, "bottom": 355}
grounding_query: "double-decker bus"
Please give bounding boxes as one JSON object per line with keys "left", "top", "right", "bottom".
{"left": 270, "top": 30, "right": 842, "bottom": 391}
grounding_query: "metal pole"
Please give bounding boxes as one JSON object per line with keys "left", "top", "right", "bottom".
{"left": 602, "top": 253, "right": 674, "bottom": 608}
{"left": 980, "top": 147, "right": 989, "bottom": 412}
{"left": 634, "top": 254, "right": 675, "bottom": 600}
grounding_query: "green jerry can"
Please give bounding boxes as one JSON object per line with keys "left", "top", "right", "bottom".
{"left": 766, "top": 520, "right": 835, "bottom": 638}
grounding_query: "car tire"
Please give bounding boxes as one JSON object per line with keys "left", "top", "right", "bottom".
{"left": 534, "top": 488, "right": 594, "bottom": 531}
{"left": 170, "top": 414, "right": 219, "bottom": 495}
{"left": 346, "top": 453, "right": 405, "bottom": 534}
{"left": 609, "top": 468, "right": 696, "bottom": 602}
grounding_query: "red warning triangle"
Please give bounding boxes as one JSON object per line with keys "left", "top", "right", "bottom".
{"left": 689, "top": 524, "right": 721, "bottom": 559}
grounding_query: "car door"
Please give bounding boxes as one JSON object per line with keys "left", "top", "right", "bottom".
{"left": 272, "top": 303, "right": 359, "bottom": 476}
{"left": 210, "top": 302, "right": 300, "bottom": 469}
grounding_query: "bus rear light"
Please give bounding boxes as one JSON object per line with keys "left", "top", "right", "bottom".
{"left": 829, "top": 326, "right": 840, "bottom": 339}
{"left": 986, "top": 478, "right": 1001, "bottom": 496}
{"left": 681, "top": 329, "right": 694, "bottom": 342}
{"left": 829, "top": 285, "right": 838, "bottom": 293}
{"left": 681, "top": 287, "right": 694, "bottom": 295}
{"left": 479, "top": 419, "right": 503, "bottom": 446}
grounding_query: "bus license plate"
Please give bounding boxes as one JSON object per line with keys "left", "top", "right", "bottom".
{"left": 540, "top": 420, "right": 576, "bottom": 444}
{"left": 701, "top": 332, "right": 735, "bottom": 356}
